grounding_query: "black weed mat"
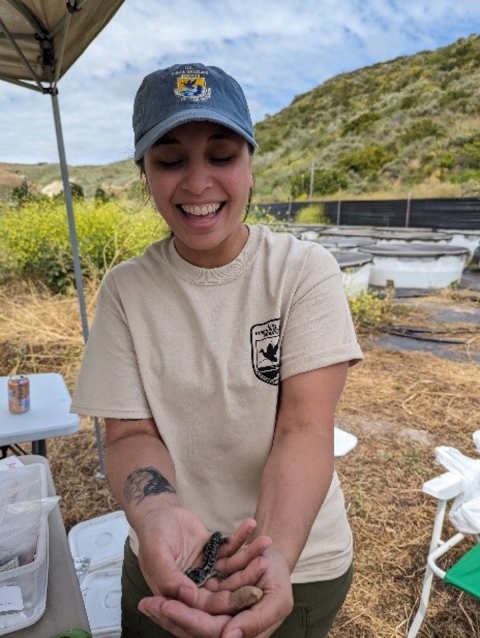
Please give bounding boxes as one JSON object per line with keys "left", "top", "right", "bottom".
{"left": 372, "top": 268, "right": 479, "bottom": 363}
{"left": 375, "top": 333, "right": 480, "bottom": 364}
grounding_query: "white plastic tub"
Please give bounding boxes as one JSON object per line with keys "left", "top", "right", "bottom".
{"left": 317, "top": 236, "right": 376, "bottom": 251}
{"left": 68, "top": 512, "right": 128, "bottom": 638}
{"left": 323, "top": 227, "right": 451, "bottom": 244}
{"left": 441, "top": 229, "right": 480, "bottom": 257}
{"left": 80, "top": 567, "right": 121, "bottom": 638}
{"left": 0, "top": 518, "right": 49, "bottom": 635}
{"left": 331, "top": 251, "right": 373, "bottom": 297}
{"left": 364, "top": 243, "right": 469, "bottom": 289}
{"left": 68, "top": 511, "right": 129, "bottom": 573}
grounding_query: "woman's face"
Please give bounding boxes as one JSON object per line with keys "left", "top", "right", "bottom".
{"left": 143, "top": 120, "right": 254, "bottom": 268}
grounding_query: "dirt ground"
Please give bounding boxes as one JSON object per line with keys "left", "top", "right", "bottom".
{"left": 0, "top": 280, "right": 479, "bottom": 637}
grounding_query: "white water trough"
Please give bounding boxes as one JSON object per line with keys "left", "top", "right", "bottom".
{"left": 331, "top": 251, "right": 373, "bottom": 298}
{"left": 440, "top": 229, "right": 480, "bottom": 257}
{"left": 363, "top": 243, "right": 470, "bottom": 289}
{"left": 321, "top": 227, "right": 452, "bottom": 244}
{"left": 317, "top": 236, "right": 376, "bottom": 251}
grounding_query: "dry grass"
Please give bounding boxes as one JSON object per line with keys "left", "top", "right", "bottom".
{"left": 1, "top": 280, "right": 479, "bottom": 637}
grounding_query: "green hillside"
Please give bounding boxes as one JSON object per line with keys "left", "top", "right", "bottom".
{"left": 1, "top": 34, "right": 480, "bottom": 203}
{"left": 0, "top": 160, "right": 139, "bottom": 201}
{"left": 254, "top": 33, "right": 480, "bottom": 201}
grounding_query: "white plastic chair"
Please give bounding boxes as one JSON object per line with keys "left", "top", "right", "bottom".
{"left": 334, "top": 426, "right": 358, "bottom": 457}
{"left": 408, "top": 471, "right": 480, "bottom": 637}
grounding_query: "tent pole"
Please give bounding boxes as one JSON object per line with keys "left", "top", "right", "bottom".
{"left": 50, "top": 89, "right": 106, "bottom": 477}
{"left": 50, "top": 91, "right": 89, "bottom": 342}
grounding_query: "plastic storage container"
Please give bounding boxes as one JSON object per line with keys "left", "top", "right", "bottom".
{"left": 68, "top": 512, "right": 128, "bottom": 638}
{"left": 79, "top": 567, "right": 122, "bottom": 638}
{"left": 0, "top": 462, "right": 50, "bottom": 635}
{"left": 0, "top": 462, "right": 47, "bottom": 506}
{"left": 68, "top": 511, "right": 129, "bottom": 573}
{"left": 0, "top": 517, "right": 49, "bottom": 634}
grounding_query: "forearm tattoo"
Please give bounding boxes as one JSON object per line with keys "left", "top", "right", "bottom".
{"left": 124, "top": 467, "right": 176, "bottom": 505}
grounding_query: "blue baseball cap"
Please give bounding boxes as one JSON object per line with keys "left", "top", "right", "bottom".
{"left": 133, "top": 63, "right": 258, "bottom": 161}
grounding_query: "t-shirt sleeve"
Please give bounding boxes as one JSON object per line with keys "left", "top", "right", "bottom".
{"left": 70, "top": 272, "right": 152, "bottom": 419}
{"left": 280, "top": 245, "right": 363, "bottom": 380}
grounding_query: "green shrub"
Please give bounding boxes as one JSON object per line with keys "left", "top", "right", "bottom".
{"left": 337, "top": 145, "right": 396, "bottom": 177}
{"left": 457, "top": 140, "right": 480, "bottom": 169}
{"left": 400, "top": 119, "right": 443, "bottom": 145}
{"left": 341, "top": 111, "right": 380, "bottom": 136}
{"left": 291, "top": 168, "right": 348, "bottom": 197}
{"left": 244, "top": 204, "right": 278, "bottom": 226}
{"left": 295, "top": 204, "right": 329, "bottom": 225}
{"left": 439, "top": 152, "right": 456, "bottom": 169}
{"left": 0, "top": 199, "right": 167, "bottom": 293}
{"left": 447, "top": 169, "right": 480, "bottom": 184}
{"left": 400, "top": 95, "right": 415, "bottom": 110}
{"left": 348, "top": 289, "right": 392, "bottom": 328}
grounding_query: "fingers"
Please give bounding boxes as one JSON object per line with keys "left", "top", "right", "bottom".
{"left": 219, "top": 518, "right": 257, "bottom": 556}
{"left": 189, "top": 556, "right": 268, "bottom": 614}
{"left": 141, "top": 560, "right": 200, "bottom": 601}
{"left": 211, "top": 555, "right": 269, "bottom": 594}
{"left": 139, "top": 596, "right": 230, "bottom": 638}
{"left": 230, "top": 586, "right": 264, "bottom": 611}
{"left": 221, "top": 592, "right": 290, "bottom": 638}
{"left": 215, "top": 534, "right": 272, "bottom": 579}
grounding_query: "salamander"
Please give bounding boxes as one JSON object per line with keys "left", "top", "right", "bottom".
{"left": 185, "top": 531, "right": 228, "bottom": 586}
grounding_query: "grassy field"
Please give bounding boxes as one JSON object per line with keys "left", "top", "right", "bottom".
{"left": 0, "top": 279, "right": 479, "bottom": 637}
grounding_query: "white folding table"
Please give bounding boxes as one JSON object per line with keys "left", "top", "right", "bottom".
{"left": 0, "top": 373, "right": 80, "bottom": 457}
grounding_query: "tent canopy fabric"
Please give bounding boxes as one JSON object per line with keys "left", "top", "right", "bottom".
{"left": 0, "top": 0, "right": 123, "bottom": 90}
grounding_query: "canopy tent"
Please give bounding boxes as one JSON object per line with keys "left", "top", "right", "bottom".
{"left": 0, "top": 0, "right": 125, "bottom": 474}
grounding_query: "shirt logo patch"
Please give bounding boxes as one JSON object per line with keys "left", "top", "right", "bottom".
{"left": 174, "top": 75, "right": 212, "bottom": 101}
{"left": 250, "top": 318, "right": 280, "bottom": 386}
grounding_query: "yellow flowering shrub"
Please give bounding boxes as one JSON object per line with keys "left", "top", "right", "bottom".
{"left": 348, "top": 289, "right": 393, "bottom": 329}
{"left": 295, "top": 204, "right": 330, "bottom": 225}
{"left": 0, "top": 199, "right": 168, "bottom": 292}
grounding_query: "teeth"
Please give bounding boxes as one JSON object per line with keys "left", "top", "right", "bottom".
{"left": 181, "top": 204, "right": 221, "bottom": 216}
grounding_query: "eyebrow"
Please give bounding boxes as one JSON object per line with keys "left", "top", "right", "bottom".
{"left": 152, "top": 132, "right": 237, "bottom": 147}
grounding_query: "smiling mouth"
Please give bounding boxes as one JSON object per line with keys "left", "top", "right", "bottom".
{"left": 180, "top": 203, "right": 223, "bottom": 217}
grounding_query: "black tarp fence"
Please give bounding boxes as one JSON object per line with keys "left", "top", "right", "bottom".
{"left": 257, "top": 197, "right": 480, "bottom": 229}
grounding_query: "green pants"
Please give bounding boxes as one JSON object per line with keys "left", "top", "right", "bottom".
{"left": 121, "top": 540, "right": 352, "bottom": 638}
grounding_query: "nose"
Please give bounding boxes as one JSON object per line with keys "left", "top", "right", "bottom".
{"left": 181, "top": 159, "right": 213, "bottom": 195}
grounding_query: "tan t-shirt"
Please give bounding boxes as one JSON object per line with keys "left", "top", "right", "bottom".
{"left": 71, "top": 224, "right": 363, "bottom": 582}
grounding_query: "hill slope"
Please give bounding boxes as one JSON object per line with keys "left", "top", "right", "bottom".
{"left": 1, "top": 34, "right": 480, "bottom": 203}
{"left": 254, "top": 34, "right": 480, "bottom": 200}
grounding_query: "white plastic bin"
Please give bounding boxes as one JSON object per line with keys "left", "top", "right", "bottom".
{"left": 68, "top": 511, "right": 128, "bottom": 638}
{"left": 0, "top": 462, "right": 50, "bottom": 635}
{"left": 80, "top": 567, "right": 122, "bottom": 638}
{"left": 68, "top": 511, "right": 129, "bottom": 572}
{"left": 0, "top": 517, "right": 49, "bottom": 635}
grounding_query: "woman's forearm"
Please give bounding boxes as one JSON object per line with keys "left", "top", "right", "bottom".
{"left": 251, "top": 363, "right": 348, "bottom": 571}
{"left": 104, "top": 418, "right": 179, "bottom": 532}
{"left": 252, "top": 424, "right": 334, "bottom": 571}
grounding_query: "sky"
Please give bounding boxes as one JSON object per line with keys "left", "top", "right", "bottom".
{"left": 1, "top": 0, "right": 480, "bottom": 166}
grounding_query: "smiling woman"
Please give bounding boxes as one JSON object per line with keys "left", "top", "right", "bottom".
{"left": 70, "top": 62, "right": 363, "bottom": 638}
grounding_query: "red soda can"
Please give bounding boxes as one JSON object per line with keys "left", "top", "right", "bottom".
{"left": 8, "top": 375, "right": 30, "bottom": 414}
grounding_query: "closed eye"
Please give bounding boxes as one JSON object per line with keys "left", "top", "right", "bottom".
{"left": 157, "top": 159, "right": 184, "bottom": 169}
{"left": 210, "top": 156, "right": 234, "bottom": 165}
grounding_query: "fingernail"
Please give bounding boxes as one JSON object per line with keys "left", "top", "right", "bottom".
{"left": 140, "top": 608, "right": 154, "bottom": 620}
{"left": 226, "top": 630, "right": 242, "bottom": 638}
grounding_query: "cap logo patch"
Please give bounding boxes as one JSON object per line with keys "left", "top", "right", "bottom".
{"left": 174, "top": 74, "right": 211, "bottom": 102}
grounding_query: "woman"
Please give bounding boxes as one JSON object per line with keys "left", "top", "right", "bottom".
{"left": 71, "top": 62, "right": 363, "bottom": 638}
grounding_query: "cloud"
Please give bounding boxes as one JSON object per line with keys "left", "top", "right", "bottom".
{"left": 1, "top": 0, "right": 480, "bottom": 164}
